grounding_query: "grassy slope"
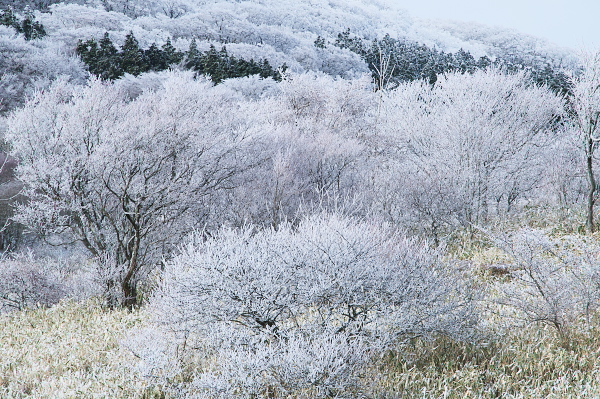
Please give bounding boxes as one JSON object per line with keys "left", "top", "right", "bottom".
{"left": 3, "top": 303, "right": 600, "bottom": 398}
{"left": 0, "top": 300, "right": 147, "bottom": 398}
{"left": 3, "top": 238, "right": 600, "bottom": 398}
{"left": 377, "top": 324, "right": 600, "bottom": 398}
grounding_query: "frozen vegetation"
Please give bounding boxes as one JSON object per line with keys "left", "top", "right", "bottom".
{"left": 1, "top": 0, "right": 600, "bottom": 398}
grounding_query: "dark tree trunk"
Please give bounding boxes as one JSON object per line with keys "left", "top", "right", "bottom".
{"left": 586, "top": 137, "right": 596, "bottom": 233}
{"left": 120, "top": 235, "right": 141, "bottom": 310}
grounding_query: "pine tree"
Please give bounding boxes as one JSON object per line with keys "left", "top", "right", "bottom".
{"left": 184, "top": 38, "right": 200, "bottom": 70}
{"left": 202, "top": 44, "right": 224, "bottom": 83}
{"left": 162, "top": 38, "right": 183, "bottom": 66}
{"left": 144, "top": 43, "right": 167, "bottom": 71}
{"left": 120, "top": 31, "right": 144, "bottom": 75}
{"left": 0, "top": 7, "right": 45, "bottom": 40}
{"left": 96, "top": 32, "right": 122, "bottom": 80}
{"left": 314, "top": 35, "right": 326, "bottom": 49}
{"left": 19, "top": 9, "right": 46, "bottom": 40}
{"left": 0, "top": 8, "right": 18, "bottom": 29}
{"left": 76, "top": 38, "right": 99, "bottom": 70}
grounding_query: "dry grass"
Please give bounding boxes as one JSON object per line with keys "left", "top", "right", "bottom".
{"left": 4, "top": 225, "right": 600, "bottom": 398}
{"left": 374, "top": 322, "right": 600, "bottom": 399}
{"left": 0, "top": 299, "right": 147, "bottom": 398}
{"left": 5, "top": 299, "right": 600, "bottom": 399}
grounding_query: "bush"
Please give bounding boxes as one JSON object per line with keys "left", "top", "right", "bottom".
{"left": 490, "top": 229, "right": 600, "bottom": 342}
{"left": 0, "top": 251, "right": 101, "bottom": 312}
{"left": 0, "top": 257, "right": 66, "bottom": 311}
{"left": 135, "top": 214, "right": 479, "bottom": 398}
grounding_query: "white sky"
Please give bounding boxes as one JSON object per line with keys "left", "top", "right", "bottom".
{"left": 394, "top": 0, "right": 600, "bottom": 50}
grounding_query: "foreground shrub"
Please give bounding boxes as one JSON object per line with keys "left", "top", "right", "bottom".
{"left": 134, "top": 214, "right": 479, "bottom": 398}
{"left": 0, "top": 258, "right": 66, "bottom": 312}
{"left": 490, "top": 229, "right": 600, "bottom": 342}
{"left": 0, "top": 250, "right": 102, "bottom": 313}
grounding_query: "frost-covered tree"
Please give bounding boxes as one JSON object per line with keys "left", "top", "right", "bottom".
{"left": 0, "top": 25, "right": 85, "bottom": 114}
{"left": 6, "top": 72, "right": 254, "bottom": 308}
{"left": 372, "top": 68, "right": 564, "bottom": 237}
{"left": 490, "top": 229, "right": 600, "bottom": 342}
{"left": 218, "top": 73, "right": 373, "bottom": 228}
{"left": 569, "top": 51, "right": 600, "bottom": 232}
{"left": 139, "top": 213, "right": 477, "bottom": 397}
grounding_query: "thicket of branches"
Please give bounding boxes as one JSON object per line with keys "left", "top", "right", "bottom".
{"left": 3, "top": 1, "right": 600, "bottom": 397}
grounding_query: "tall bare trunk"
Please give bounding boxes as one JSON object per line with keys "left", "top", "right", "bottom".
{"left": 121, "top": 236, "right": 140, "bottom": 310}
{"left": 586, "top": 137, "right": 596, "bottom": 233}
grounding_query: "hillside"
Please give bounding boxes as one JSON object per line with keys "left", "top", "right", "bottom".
{"left": 3, "top": 2, "right": 600, "bottom": 399}
{"left": 0, "top": 0, "right": 578, "bottom": 114}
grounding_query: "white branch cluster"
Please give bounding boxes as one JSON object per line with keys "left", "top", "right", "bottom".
{"left": 134, "top": 213, "right": 478, "bottom": 397}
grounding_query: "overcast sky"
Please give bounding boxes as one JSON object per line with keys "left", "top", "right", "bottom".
{"left": 394, "top": 0, "right": 600, "bottom": 50}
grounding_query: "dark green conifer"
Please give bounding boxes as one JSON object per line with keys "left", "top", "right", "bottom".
{"left": 185, "top": 38, "right": 200, "bottom": 69}
{"left": 120, "top": 31, "right": 144, "bottom": 75}
{"left": 314, "top": 35, "right": 326, "bottom": 49}
{"left": 76, "top": 38, "right": 99, "bottom": 69}
{"left": 144, "top": 42, "right": 167, "bottom": 71}
{"left": 0, "top": 8, "right": 18, "bottom": 29}
{"left": 162, "top": 38, "right": 183, "bottom": 65}
{"left": 96, "top": 32, "right": 123, "bottom": 80}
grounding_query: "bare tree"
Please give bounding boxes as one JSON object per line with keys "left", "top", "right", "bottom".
{"left": 570, "top": 51, "right": 600, "bottom": 232}
{"left": 6, "top": 73, "right": 253, "bottom": 308}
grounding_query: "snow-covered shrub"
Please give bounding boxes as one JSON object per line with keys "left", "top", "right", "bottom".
{"left": 137, "top": 214, "right": 478, "bottom": 397}
{"left": 491, "top": 229, "right": 600, "bottom": 341}
{"left": 0, "top": 249, "right": 103, "bottom": 312}
{"left": 0, "top": 258, "right": 66, "bottom": 312}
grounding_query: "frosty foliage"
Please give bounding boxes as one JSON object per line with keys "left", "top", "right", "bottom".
{"left": 0, "top": 25, "right": 86, "bottom": 114}
{"left": 6, "top": 72, "right": 257, "bottom": 307}
{"left": 370, "top": 68, "right": 565, "bottom": 237}
{"left": 568, "top": 50, "right": 600, "bottom": 232}
{"left": 137, "top": 214, "right": 478, "bottom": 397}
{"left": 490, "top": 229, "right": 600, "bottom": 340}
{"left": 31, "top": 0, "right": 575, "bottom": 83}
{"left": 0, "top": 257, "right": 66, "bottom": 312}
{"left": 216, "top": 72, "right": 374, "bottom": 228}
{"left": 0, "top": 250, "right": 100, "bottom": 312}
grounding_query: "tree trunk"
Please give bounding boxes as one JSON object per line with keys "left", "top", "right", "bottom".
{"left": 121, "top": 236, "right": 141, "bottom": 310}
{"left": 121, "top": 270, "right": 138, "bottom": 310}
{"left": 586, "top": 137, "right": 596, "bottom": 233}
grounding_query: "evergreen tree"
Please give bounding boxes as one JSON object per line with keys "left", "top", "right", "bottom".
{"left": 452, "top": 49, "right": 477, "bottom": 74}
{"left": 19, "top": 9, "right": 45, "bottom": 40}
{"left": 120, "top": 31, "right": 145, "bottom": 75}
{"left": 96, "top": 32, "right": 122, "bottom": 80}
{"left": 477, "top": 55, "right": 493, "bottom": 70}
{"left": 162, "top": 38, "right": 183, "bottom": 66}
{"left": 314, "top": 35, "right": 326, "bottom": 49}
{"left": 0, "top": 8, "right": 18, "bottom": 29}
{"left": 184, "top": 38, "right": 200, "bottom": 70}
{"left": 201, "top": 44, "right": 224, "bottom": 83}
{"left": 144, "top": 43, "right": 167, "bottom": 71}
{"left": 76, "top": 35, "right": 284, "bottom": 83}
{"left": 76, "top": 38, "right": 99, "bottom": 69}
{"left": 0, "top": 7, "right": 45, "bottom": 40}
{"left": 335, "top": 28, "right": 365, "bottom": 55}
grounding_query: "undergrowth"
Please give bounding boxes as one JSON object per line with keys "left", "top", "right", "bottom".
{"left": 0, "top": 299, "right": 147, "bottom": 398}
{"left": 4, "top": 218, "right": 600, "bottom": 398}
{"left": 376, "top": 322, "right": 600, "bottom": 398}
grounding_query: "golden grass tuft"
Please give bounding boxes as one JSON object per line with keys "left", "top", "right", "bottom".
{"left": 374, "top": 322, "right": 600, "bottom": 398}
{"left": 0, "top": 299, "right": 147, "bottom": 398}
